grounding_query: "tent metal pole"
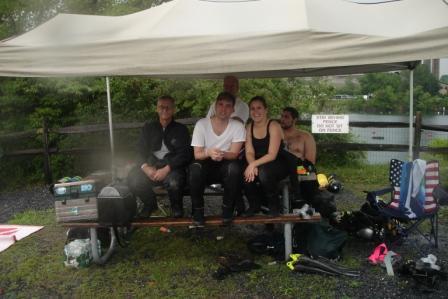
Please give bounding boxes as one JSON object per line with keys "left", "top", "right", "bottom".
{"left": 408, "top": 69, "right": 414, "bottom": 161}
{"left": 106, "top": 77, "right": 116, "bottom": 180}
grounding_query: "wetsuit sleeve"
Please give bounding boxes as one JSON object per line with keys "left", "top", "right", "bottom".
{"left": 166, "top": 124, "right": 192, "bottom": 170}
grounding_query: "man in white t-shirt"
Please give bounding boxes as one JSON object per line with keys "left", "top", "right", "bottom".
{"left": 206, "top": 75, "right": 249, "bottom": 124}
{"left": 190, "top": 91, "right": 246, "bottom": 226}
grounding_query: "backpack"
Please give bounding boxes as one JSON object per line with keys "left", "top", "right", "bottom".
{"left": 293, "top": 221, "right": 347, "bottom": 260}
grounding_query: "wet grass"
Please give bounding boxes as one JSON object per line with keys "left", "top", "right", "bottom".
{"left": 1, "top": 209, "right": 343, "bottom": 298}
{"left": 1, "top": 162, "right": 447, "bottom": 298}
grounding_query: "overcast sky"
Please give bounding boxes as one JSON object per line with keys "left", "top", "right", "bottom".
{"left": 348, "top": 1, "right": 447, "bottom": 77}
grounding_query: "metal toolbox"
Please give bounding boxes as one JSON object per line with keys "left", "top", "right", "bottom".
{"left": 53, "top": 180, "right": 98, "bottom": 222}
{"left": 53, "top": 180, "right": 97, "bottom": 201}
{"left": 55, "top": 197, "right": 98, "bottom": 223}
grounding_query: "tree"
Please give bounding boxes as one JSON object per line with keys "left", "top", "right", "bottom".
{"left": 440, "top": 74, "right": 448, "bottom": 84}
{"left": 348, "top": 64, "right": 442, "bottom": 115}
{"left": 335, "top": 75, "right": 361, "bottom": 96}
{"left": 401, "top": 64, "right": 440, "bottom": 96}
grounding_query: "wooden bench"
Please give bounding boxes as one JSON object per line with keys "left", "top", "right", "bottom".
{"left": 62, "top": 180, "right": 321, "bottom": 264}
{"left": 63, "top": 214, "right": 321, "bottom": 264}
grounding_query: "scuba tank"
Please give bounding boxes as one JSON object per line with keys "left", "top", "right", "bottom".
{"left": 327, "top": 174, "right": 343, "bottom": 193}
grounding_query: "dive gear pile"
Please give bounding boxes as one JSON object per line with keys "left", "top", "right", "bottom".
{"left": 398, "top": 255, "right": 447, "bottom": 292}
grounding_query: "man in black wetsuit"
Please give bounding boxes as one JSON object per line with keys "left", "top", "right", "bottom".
{"left": 127, "top": 95, "right": 192, "bottom": 217}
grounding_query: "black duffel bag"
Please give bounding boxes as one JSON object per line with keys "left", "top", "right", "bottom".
{"left": 97, "top": 183, "right": 137, "bottom": 226}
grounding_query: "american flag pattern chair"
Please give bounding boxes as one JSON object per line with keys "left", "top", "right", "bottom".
{"left": 366, "top": 159, "right": 440, "bottom": 248}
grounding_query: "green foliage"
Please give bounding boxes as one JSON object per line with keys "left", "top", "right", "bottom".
{"left": 335, "top": 76, "right": 361, "bottom": 96}
{"left": 426, "top": 138, "right": 448, "bottom": 165}
{"left": 406, "top": 64, "right": 441, "bottom": 96}
{"left": 441, "top": 75, "right": 448, "bottom": 84}
{"left": 338, "top": 64, "right": 445, "bottom": 115}
{"left": 315, "top": 133, "right": 365, "bottom": 167}
{"left": 357, "top": 72, "right": 406, "bottom": 114}
{"left": 0, "top": 154, "right": 47, "bottom": 190}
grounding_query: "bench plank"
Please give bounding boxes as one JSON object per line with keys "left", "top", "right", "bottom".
{"left": 62, "top": 214, "right": 321, "bottom": 228}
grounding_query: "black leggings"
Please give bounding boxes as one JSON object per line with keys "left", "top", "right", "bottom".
{"left": 127, "top": 166, "right": 186, "bottom": 213}
{"left": 244, "top": 158, "right": 289, "bottom": 213}
{"left": 280, "top": 150, "right": 319, "bottom": 205}
{"left": 189, "top": 159, "right": 243, "bottom": 215}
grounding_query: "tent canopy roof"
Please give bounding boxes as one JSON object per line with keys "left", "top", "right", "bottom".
{"left": 0, "top": 0, "right": 447, "bottom": 78}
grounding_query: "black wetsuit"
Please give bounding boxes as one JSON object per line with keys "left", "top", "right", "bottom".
{"left": 244, "top": 120, "right": 289, "bottom": 214}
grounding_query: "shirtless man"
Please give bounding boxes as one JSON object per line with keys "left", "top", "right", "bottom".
{"left": 280, "top": 107, "right": 316, "bottom": 164}
{"left": 280, "top": 107, "right": 317, "bottom": 206}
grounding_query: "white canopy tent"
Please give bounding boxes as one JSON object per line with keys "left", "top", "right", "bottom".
{"left": 1, "top": 0, "right": 448, "bottom": 165}
{"left": 1, "top": 0, "right": 448, "bottom": 78}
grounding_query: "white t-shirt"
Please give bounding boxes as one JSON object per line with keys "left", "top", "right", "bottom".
{"left": 191, "top": 118, "right": 246, "bottom": 151}
{"left": 206, "top": 97, "right": 249, "bottom": 124}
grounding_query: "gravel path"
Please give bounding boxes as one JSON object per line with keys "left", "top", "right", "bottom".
{"left": 0, "top": 185, "right": 54, "bottom": 223}
{"left": 1, "top": 186, "right": 447, "bottom": 298}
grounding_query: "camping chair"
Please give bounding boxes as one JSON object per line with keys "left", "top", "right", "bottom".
{"left": 365, "top": 159, "right": 440, "bottom": 248}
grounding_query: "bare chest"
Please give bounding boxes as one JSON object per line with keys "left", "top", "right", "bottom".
{"left": 285, "top": 135, "right": 305, "bottom": 155}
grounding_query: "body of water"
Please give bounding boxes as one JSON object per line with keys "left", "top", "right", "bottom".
{"left": 348, "top": 114, "right": 447, "bottom": 164}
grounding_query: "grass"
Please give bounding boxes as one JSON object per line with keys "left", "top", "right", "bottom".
{"left": 2, "top": 209, "right": 344, "bottom": 298}
{"left": 1, "top": 162, "right": 447, "bottom": 298}
{"left": 1, "top": 212, "right": 343, "bottom": 298}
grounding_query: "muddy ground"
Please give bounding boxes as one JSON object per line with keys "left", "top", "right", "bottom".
{"left": 1, "top": 185, "right": 447, "bottom": 298}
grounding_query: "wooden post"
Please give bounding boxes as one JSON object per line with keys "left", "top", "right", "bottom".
{"left": 413, "top": 111, "right": 422, "bottom": 160}
{"left": 42, "top": 119, "right": 53, "bottom": 184}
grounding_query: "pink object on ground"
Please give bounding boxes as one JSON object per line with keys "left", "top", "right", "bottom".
{"left": 368, "top": 243, "right": 388, "bottom": 265}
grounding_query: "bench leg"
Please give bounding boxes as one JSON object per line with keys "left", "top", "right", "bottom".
{"left": 90, "top": 227, "right": 117, "bottom": 265}
{"left": 284, "top": 222, "right": 292, "bottom": 261}
{"left": 282, "top": 183, "right": 292, "bottom": 260}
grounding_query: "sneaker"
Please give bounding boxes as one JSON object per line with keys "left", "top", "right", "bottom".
{"left": 293, "top": 204, "right": 312, "bottom": 219}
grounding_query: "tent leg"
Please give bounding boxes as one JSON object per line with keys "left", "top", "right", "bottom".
{"left": 408, "top": 69, "right": 414, "bottom": 161}
{"left": 106, "top": 77, "right": 116, "bottom": 180}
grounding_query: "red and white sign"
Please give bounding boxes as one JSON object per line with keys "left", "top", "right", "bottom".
{"left": 0, "top": 225, "right": 44, "bottom": 252}
{"left": 312, "top": 114, "right": 349, "bottom": 134}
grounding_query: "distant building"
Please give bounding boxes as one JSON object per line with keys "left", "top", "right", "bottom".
{"left": 332, "top": 94, "right": 357, "bottom": 100}
{"left": 423, "top": 59, "right": 440, "bottom": 79}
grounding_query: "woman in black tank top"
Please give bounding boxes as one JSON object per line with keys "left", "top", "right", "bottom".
{"left": 243, "top": 96, "right": 289, "bottom": 216}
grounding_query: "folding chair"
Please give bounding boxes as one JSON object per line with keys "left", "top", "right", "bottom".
{"left": 365, "top": 159, "right": 440, "bottom": 248}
